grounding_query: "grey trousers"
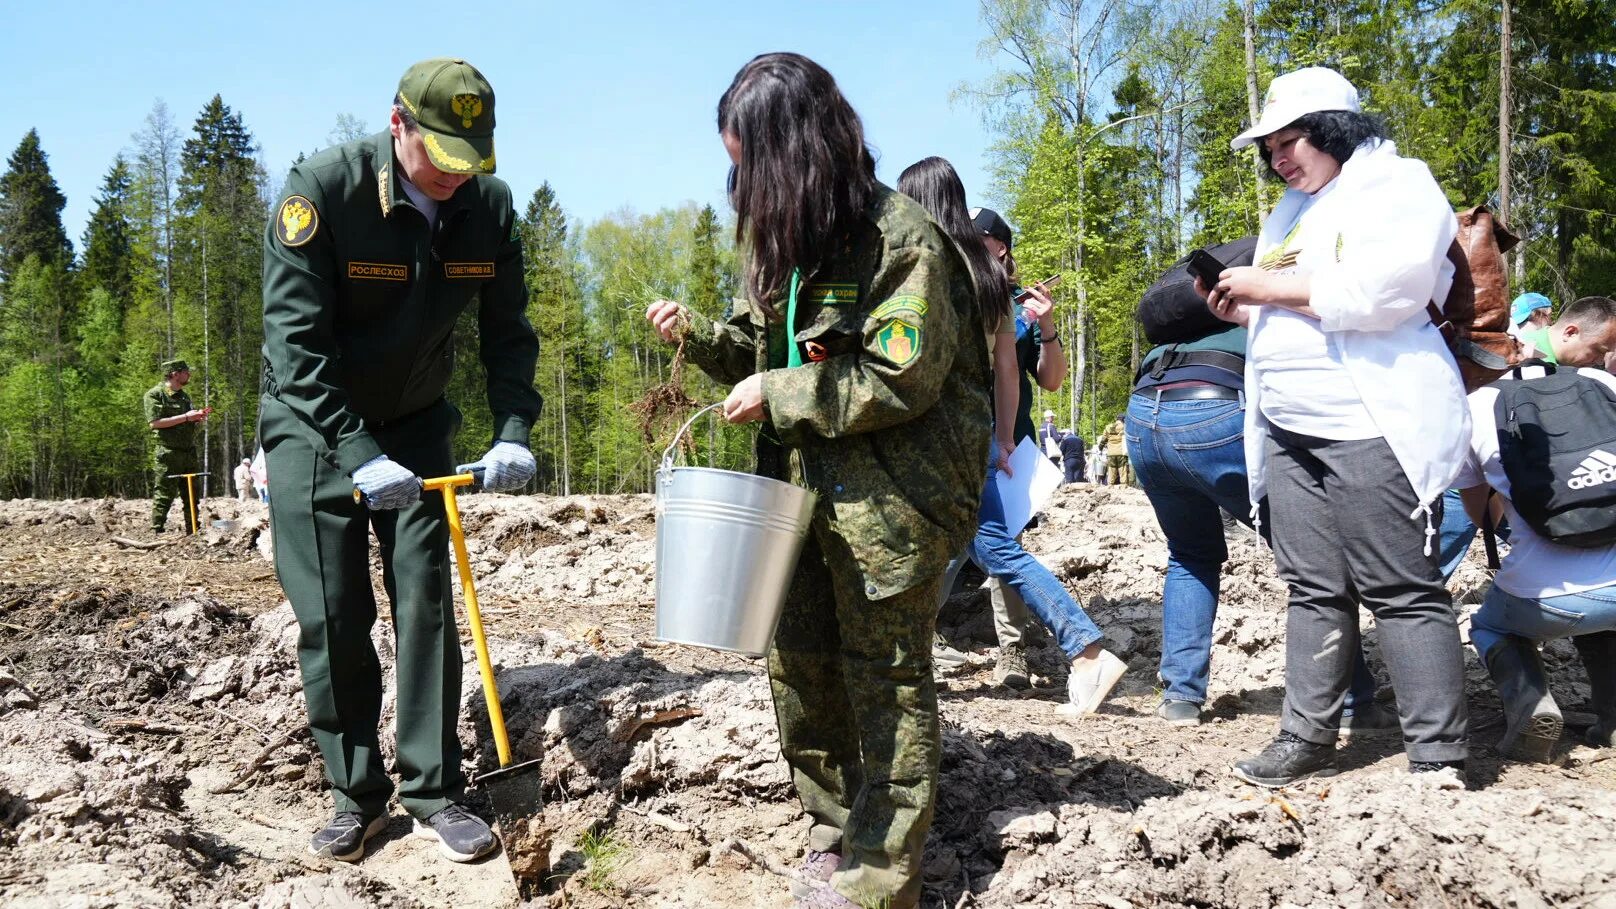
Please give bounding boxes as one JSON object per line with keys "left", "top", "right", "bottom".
{"left": 1266, "top": 425, "right": 1469, "bottom": 763}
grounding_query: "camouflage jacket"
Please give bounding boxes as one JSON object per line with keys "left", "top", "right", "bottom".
{"left": 260, "top": 131, "right": 540, "bottom": 474}
{"left": 683, "top": 186, "right": 990, "bottom": 600}
{"left": 143, "top": 382, "right": 196, "bottom": 451}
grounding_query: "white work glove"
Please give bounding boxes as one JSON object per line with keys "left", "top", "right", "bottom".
{"left": 351, "top": 456, "right": 422, "bottom": 510}
{"left": 458, "top": 441, "right": 536, "bottom": 493}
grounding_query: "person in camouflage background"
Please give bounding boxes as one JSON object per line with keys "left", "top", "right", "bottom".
{"left": 647, "top": 53, "right": 988, "bottom": 909}
{"left": 143, "top": 358, "right": 211, "bottom": 533}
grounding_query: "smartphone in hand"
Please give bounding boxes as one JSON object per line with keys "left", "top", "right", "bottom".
{"left": 1186, "top": 250, "right": 1226, "bottom": 289}
{"left": 1015, "top": 273, "right": 1062, "bottom": 300}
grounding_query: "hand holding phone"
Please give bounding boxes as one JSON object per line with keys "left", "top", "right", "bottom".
{"left": 1186, "top": 250, "right": 1226, "bottom": 291}
{"left": 1015, "top": 273, "right": 1062, "bottom": 300}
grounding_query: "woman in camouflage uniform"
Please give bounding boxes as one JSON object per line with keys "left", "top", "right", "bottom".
{"left": 647, "top": 53, "right": 988, "bottom": 909}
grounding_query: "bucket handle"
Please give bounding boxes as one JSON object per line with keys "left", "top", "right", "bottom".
{"left": 661, "top": 402, "right": 725, "bottom": 470}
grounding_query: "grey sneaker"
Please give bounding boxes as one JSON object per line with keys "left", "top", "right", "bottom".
{"left": 790, "top": 850, "right": 841, "bottom": 898}
{"left": 309, "top": 811, "right": 387, "bottom": 862}
{"left": 932, "top": 633, "right": 972, "bottom": 668}
{"left": 1340, "top": 700, "right": 1400, "bottom": 734}
{"left": 993, "top": 644, "right": 1031, "bottom": 689}
{"left": 1157, "top": 699, "right": 1201, "bottom": 726}
{"left": 412, "top": 804, "right": 498, "bottom": 863}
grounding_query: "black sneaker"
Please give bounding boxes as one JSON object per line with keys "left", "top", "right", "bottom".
{"left": 1409, "top": 759, "right": 1466, "bottom": 774}
{"left": 309, "top": 811, "right": 387, "bottom": 862}
{"left": 413, "top": 804, "right": 498, "bottom": 863}
{"left": 1231, "top": 731, "right": 1337, "bottom": 788}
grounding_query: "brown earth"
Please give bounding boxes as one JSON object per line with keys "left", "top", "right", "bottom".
{"left": 1, "top": 486, "right": 1613, "bottom": 908}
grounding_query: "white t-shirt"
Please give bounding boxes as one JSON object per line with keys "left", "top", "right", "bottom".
{"left": 1247, "top": 178, "right": 1379, "bottom": 440}
{"left": 1452, "top": 366, "right": 1616, "bottom": 598}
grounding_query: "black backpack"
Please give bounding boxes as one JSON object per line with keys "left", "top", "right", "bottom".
{"left": 1492, "top": 362, "right": 1616, "bottom": 549}
{"left": 1136, "top": 236, "right": 1258, "bottom": 345}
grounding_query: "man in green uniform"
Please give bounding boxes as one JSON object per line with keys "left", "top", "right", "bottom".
{"left": 260, "top": 58, "right": 541, "bottom": 865}
{"left": 143, "top": 359, "right": 210, "bottom": 533}
{"left": 648, "top": 185, "right": 987, "bottom": 908}
{"left": 1105, "top": 414, "right": 1132, "bottom": 485}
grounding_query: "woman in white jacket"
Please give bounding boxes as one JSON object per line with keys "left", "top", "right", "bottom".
{"left": 1201, "top": 68, "right": 1471, "bottom": 786}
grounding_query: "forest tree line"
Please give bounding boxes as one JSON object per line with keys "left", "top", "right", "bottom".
{"left": 0, "top": 0, "right": 1610, "bottom": 500}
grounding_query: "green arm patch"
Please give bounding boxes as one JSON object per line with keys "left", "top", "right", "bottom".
{"left": 804, "top": 281, "right": 859, "bottom": 306}
{"left": 868, "top": 294, "right": 928, "bottom": 321}
{"left": 277, "top": 195, "right": 319, "bottom": 247}
{"left": 875, "top": 318, "right": 921, "bottom": 367}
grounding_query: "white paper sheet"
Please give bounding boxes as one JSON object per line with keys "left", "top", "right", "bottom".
{"left": 996, "top": 436, "right": 1064, "bottom": 537}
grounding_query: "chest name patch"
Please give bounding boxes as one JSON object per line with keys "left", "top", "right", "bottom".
{"left": 804, "top": 281, "right": 859, "bottom": 306}
{"left": 348, "top": 261, "right": 408, "bottom": 281}
{"left": 444, "top": 261, "right": 495, "bottom": 279}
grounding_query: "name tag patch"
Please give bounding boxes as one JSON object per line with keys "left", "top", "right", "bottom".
{"left": 348, "top": 261, "right": 408, "bottom": 281}
{"left": 445, "top": 261, "right": 495, "bottom": 279}
{"left": 804, "top": 281, "right": 858, "bottom": 306}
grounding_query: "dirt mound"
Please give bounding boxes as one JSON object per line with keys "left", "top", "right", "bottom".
{"left": 1, "top": 486, "right": 1613, "bottom": 908}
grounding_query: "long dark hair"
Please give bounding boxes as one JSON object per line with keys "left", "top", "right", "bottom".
{"left": 718, "top": 53, "right": 878, "bottom": 319}
{"left": 898, "top": 157, "right": 1009, "bottom": 334}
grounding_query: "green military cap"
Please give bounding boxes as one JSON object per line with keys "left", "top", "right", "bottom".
{"left": 161, "top": 358, "right": 190, "bottom": 375}
{"left": 396, "top": 58, "right": 497, "bottom": 175}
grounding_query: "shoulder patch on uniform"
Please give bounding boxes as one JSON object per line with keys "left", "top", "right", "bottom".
{"left": 875, "top": 318, "right": 921, "bottom": 367}
{"left": 804, "top": 281, "right": 859, "bottom": 306}
{"left": 869, "top": 294, "right": 928, "bottom": 321}
{"left": 278, "top": 195, "right": 319, "bottom": 247}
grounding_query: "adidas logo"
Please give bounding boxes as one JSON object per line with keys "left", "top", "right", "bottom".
{"left": 1568, "top": 449, "right": 1616, "bottom": 490}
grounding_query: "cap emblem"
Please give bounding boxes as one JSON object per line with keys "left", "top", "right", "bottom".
{"left": 452, "top": 94, "right": 483, "bottom": 129}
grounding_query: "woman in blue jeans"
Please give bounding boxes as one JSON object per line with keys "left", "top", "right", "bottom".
{"left": 898, "top": 156, "right": 1127, "bottom": 719}
{"left": 1127, "top": 379, "right": 1386, "bottom": 727}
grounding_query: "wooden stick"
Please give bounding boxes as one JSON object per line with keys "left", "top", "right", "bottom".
{"left": 109, "top": 536, "right": 162, "bottom": 551}
{"left": 210, "top": 728, "right": 299, "bottom": 794}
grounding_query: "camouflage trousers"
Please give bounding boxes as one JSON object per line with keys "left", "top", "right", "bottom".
{"left": 151, "top": 447, "right": 199, "bottom": 533}
{"left": 1106, "top": 454, "right": 1133, "bottom": 486}
{"left": 768, "top": 520, "right": 942, "bottom": 909}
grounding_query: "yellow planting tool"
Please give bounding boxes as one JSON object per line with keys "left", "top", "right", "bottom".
{"left": 165, "top": 471, "right": 209, "bottom": 534}
{"left": 424, "top": 472, "right": 551, "bottom": 896}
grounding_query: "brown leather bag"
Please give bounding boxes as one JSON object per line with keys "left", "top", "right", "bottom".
{"left": 1426, "top": 205, "right": 1522, "bottom": 391}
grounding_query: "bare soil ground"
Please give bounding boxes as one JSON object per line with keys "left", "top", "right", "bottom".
{"left": 1, "top": 486, "right": 1613, "bottom": 908}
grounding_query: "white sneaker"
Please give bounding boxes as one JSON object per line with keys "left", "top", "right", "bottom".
{"left": 1060, "top": 649, "right": 1127, "bottom": 719}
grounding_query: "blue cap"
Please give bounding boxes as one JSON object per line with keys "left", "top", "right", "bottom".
{"left": 1511, "top": 292, "right": 1552, "bottom": 326}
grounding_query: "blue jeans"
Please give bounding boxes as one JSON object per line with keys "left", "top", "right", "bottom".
{"left": 1127, "top": 393, "right": 1377, "bottom": 707}
{"left": 958, "top": 466, "right": 1104, "bottom": 660}
{"left": 1470, "top": 582, "right": 1616, "bottom": 656}
{"left": 1436, "top": 487, "right": 1509, "bottom": 582}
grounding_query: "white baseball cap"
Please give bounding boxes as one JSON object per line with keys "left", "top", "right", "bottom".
{"left": 1230, "top": 67, "right": 1361, "bottom": 150}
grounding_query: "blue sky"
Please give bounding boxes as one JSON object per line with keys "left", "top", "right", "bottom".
{"left": 2, "top": 0, "right": 1009, "bottom": 248}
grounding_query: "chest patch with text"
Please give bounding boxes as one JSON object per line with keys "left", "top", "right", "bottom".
{"left": 444, "top": 261, "right": 495, "bottom": 279}
{"left": 347, "top": 261, "right": 408, "bottom": 281}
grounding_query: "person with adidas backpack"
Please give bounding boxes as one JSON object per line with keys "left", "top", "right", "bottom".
{"left": 1453, "top": 295, "right": 1616, "bottom": 763}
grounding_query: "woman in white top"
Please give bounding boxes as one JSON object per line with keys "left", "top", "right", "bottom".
{"left": 1201, "top": 68, "right": 1471, "bottom": 786}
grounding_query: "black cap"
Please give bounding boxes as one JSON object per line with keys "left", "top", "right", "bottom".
{"left": 970, "top": 207, "right": 1013, "bottom": 251}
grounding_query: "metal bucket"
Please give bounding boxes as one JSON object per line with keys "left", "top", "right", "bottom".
{"left": 655, "top": 404, "right": 817, "bottom": 657}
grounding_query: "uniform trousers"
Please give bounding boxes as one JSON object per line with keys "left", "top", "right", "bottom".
{"left": 151, "top": 447, "right": 200, "bottom": 533}
{"left": 262, "top": 395, "right": 464, "bottom": 821}
{"left": 769, "top": 518, "right": 941, "bottom": 909}
{"left": 1266, "top": 425, "right": 1469, "bottom": 763}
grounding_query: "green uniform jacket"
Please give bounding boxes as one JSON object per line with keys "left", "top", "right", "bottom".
{"left": 143, "top": 383, "right": 196, "bottom": 450}
{"left": 261, "top": 131, "right": 540, "bottom": 472}
{"left": 683, "top": 186, "right": 990, "bottom": 600}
